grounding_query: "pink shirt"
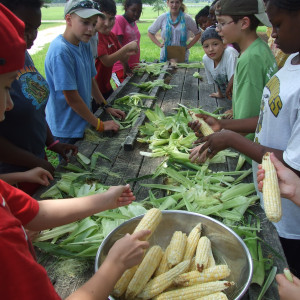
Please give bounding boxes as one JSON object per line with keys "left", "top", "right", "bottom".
{"left": 112, "top": 15, "right": 141, "bottom": 73}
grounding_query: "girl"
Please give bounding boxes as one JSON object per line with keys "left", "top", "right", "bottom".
{"left": 111, "top": 0, "right": 142, "bottom": 86}
{"left": 148, "top": 0, "right": 201, "bottom": 62}
{"left": 189, "top": 0, "right": 300, "bottom": 279}
{"left": 195, "top": 5, "right": 212, "bottom": 30}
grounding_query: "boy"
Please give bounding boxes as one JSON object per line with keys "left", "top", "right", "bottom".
{"left": 93, "top": 0, "right": 138, "bottom": 112}
{"left": 45, "top": 0, "right": 125, "bottom": 146}
{"left": 201, "top": 26, "right": 238, "bottom": 99}
{"left": 215, "top": 0, "right": 277, "bottom": 140}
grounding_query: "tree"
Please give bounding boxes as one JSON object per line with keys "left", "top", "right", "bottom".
{"left": 151, "top": 0, "right": 166, "bottom": 16}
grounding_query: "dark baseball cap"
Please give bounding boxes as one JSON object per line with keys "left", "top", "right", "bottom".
{"left": 215, "top": 0, "right": 272, "bottom": 27}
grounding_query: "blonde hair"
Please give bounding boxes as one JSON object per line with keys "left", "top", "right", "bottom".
{"left": 167, "top": 0, "right": 186, "bottom": 12}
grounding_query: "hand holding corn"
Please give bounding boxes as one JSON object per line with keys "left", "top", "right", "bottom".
{"left": 276, "top": 271, "right": 300, "bottom": 300}
{"left": 257, "top": 152, "right": 300, "bottom": 207}
{"left": 261, "top": 152, "right": 282, "bottom": 222}
{"left": 188, "top": 112, "right": 221, "bottom": 137}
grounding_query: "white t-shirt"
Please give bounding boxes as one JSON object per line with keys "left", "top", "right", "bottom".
{"left": 253, "top": 53, "right": 300, "bottom": 239}
{"left": 203, "top": 46, "right": 239, "bottom": 96}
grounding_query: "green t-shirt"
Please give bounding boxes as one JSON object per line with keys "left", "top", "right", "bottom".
{"left": 232, "top": 37, "right": 277, "bottom": 141}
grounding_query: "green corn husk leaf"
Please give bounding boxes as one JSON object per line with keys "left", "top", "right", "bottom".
{"left": 40, "top": 184, "right": 63, "bottom": 199}
{"left": 77, "top": 152, "right": 91, "bottom": 165}
{"left": 257, "top": 266, "right": 277, "bottom": 300}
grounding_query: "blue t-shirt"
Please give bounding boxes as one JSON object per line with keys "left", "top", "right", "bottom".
{"left": 45, "top": 35, "right": 97, "bottom": 138}
{"left": 0, "top": 51, "right": 49, "bottom": 173}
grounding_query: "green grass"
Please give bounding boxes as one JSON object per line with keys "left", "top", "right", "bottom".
{"left": 31, "top": 43, "right": 50, "bottom": 78}
{"left": 39, "top": 22, "right": 64, "bottom": 30}
{"left": 41, "top": 4, "right": 209, "bottom": 21}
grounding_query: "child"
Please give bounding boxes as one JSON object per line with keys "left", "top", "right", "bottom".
{"left": 0, "top": 0, "right": 78, "bottom": 195}
{"left": 214, "top": 0, "right": 277, "bottom": 141}
{"left": 189, "top": 0, "right": 300, "bottom": 278}
{"left": 93, "top": 0, "right": 138, "bottom": 112}
{"left": 195, "top": 6, "right": 212, "bottom": 30}
{"left": 201, "top": 26, "right": 238, "bottom": 99}
{"left": 111, "top": 0, "right": 142, "bottom": 86}
{"left": 45, "top": 0, "right": 125, "bottom": 147}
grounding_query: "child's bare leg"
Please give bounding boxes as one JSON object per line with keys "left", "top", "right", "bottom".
{"left": 209, "top": 87, "right": 224, "bottom": 98}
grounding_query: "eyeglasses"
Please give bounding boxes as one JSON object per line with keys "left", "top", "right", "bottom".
{"left": 66, "top": 0, "right": 100, "bottom": 15}
{"left": 216, "top": 20, "right": 234, "bottom": 30}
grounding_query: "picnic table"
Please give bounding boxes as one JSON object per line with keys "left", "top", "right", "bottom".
{"left": 35, "top": 62, "right": 287, "bottom": 300}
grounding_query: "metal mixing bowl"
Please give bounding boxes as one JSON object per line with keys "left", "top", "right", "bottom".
{"left": 95, "top": 210, "right": 252, "bottom": 299}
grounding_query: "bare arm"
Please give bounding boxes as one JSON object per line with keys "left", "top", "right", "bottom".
{"left": 186, "top": 32, "right": 201, "bottom": 50}
{"left": 148, "top": 32, "right": 164, "bottom": 48}
{"left": 0, "top": 136, "right": 55, "bottom": 174}
{"left": 63, "top": 90, "right": 99, "bottom": 128}
{"left": 26, "top": 185, "right": 135, "bottom": 231}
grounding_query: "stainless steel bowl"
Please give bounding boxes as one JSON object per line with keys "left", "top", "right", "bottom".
{"left": 95, "top": 210, "right": 252, "bottom": 300}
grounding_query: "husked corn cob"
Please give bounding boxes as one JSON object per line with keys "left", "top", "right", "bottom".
{"left": 137, "top": 260, "right": 190, "bottom": 299}
{"left": 189, "top": 257, "right": 197, "bottom": 271}
{"left": 195, "top": 236, "right": 211, "bottom": 272}
{"left": 133, "top": 208, "right": 162, "bottom": 240}
{"left": 198, "top": 292, "right": 229, "bottom": 300}
{"left": 155, "top": 246, "right": 170, "bottom": 276}
{"left": 206, "top": 250, "right": 216, "bottom": 269}
{"left": 173, "top": 265, "right": 231, "bottom": 287}
{"left": 261, "top": 152, "right": 282, "bottom": 222}
{"left": 189, "top": 111, "right": 214, "bottom": 136}
{"left": 126, "top": 246, "right": 163, "bottom": 299}
{"left": 112, "top": 266, "right": 138, "bottom": 297}
{"left": 184, "top": 223, "right": 202, "bottom": 260}
{"left": 167, "top": 231, "right": 187, "bottom": 268}
{"left": 154, "top": 280, "right": 234, "bottom": 300}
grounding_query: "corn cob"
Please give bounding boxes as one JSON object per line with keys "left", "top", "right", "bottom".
{"left": 195, "top": 236, "right": 211, "bottom": 272}
{"left": 133, "top": 208, "right": 162, "bottom": 240}
{"left": 173, "top": 265, "right": 231, "bottom": 287}
{"left": 137, "top": 260, "right": 190, "bottom": 299}
{"left": 154, "top": 281, "right": 234, "bottom": 300}
{"left": 189, "top": 111, "right": 214, "bottom": 136}
{"left": 198, "top": 292, "right": 229, "bottom": 300}
{"left": 126, "top": 245, "right": 163, "bottom": 299}
{"left": 167, "top": 231, "right": 187, "bottom": 268}
{"left": 155, "top": 246, "right": 170, "bottom": 276}
{"left": 206, "top": 249, "right": 216, "bottom": 269}
{"left": 261, "top": 152, "right": 282, "bottom": 222}
{"left": 112, "top": 266, "right": 138, "bottom": 297}
{"left": 189, "top": 257, "right": 197, "bottom": 271}
{"left": 183, "top": 223, "right": 202, "bottom": 260}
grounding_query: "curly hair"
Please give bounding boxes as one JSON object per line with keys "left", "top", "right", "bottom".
{"left": 123, "top": 0, "right": 142, "bottom": 10}
{"left": 0, "top": 0, "right": 44, "bottom": 12}
{"left": 267, "top": 0, "right": 300, "bottom": 10}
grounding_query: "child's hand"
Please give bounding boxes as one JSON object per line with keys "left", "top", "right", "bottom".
{"left": 23, "top": 167, "right": 53, "bottom": 186}
{"left": 189, "top": 144, "right": 209, "bottom": 164}
{"left": 276, "top": 273, "right": 300, "bottom": 300}
{"left": 125, "top": 40, "right": 139, "bottom": 55}
{"left": 51, "top": 142, "right": 78, "bottom": 162}
{"left": 105, "top": 107, "right": 126, "bottom": 120}
{"left": 105, "top": 184, "right": 136, "bottom": 209}
{"left": 103, "top": 120, "right": 120, "bottom": 132}
{"left": 257, "top": 153, "right": 300, "bottom": 205}
{"left": 188, "top": 114, "right": 221, "bottom": 138}
{"left": 106, "top": 230, "right": 150, "bottom": 272}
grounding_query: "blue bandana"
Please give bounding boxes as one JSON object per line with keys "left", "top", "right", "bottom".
{"left": 163, "top": 10, "right": 187, "bottom": 62}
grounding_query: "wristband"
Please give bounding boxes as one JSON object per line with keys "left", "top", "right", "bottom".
{"left": 103, "top": 104, "right": 112, "bottom": 110}
{"left": 96, "top": 121, "right": 104, "bottom": 132}
{"left": 96, "top": 118, "right": 101, "bottom": 131}
{"left": 47, "top": 140, "right": 59, "bottom": 150}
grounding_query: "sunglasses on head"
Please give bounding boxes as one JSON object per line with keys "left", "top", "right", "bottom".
{"left": 66, "top": 0, "right": 100, "bottom": 15}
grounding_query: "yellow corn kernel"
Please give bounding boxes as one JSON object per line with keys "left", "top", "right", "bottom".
{"left": 167, "top": 231, "right": 187, "bottom": 268}
{"left": 137, "top": 260, "right": 190, "bottom": 300}
{"left": 126, "top": 245, "right": 163, "bottom": 299}
{"left": 189, "top": 257, "right": 197, "bottom": 271}
{"left": 206, "top": 249, "right": 216, "bottom": 269}
{"left": 198, "top": 292, "right": 229, "bottom": 300}
{"left": 189, "top": 111, "right": 214, "bottom": 136}
{"left": 184, "top": 223, "right": 202, "bottom": 261}
{"left": 155, "top": 246, "right": 170, "bottom": 276}
{"left": 173, "top": 265, "right": 231, "bottom": 287}
{"left": 195, "top": 236, "right": 211, "bottom": 272}
{"left": 262, "top": 152, "right": 282, "bottom": 222}
{"left": 154, "top": 280, "right": 234, "bottom": 300}
{"left": 112, "top": 266, "right": 138, "bottom": 297}
{"left": 133, "top": 208, "right": 162, "bottom": 240}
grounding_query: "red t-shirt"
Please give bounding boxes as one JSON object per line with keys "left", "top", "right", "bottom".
{"left": 0, "top": 180, "right": 61, "bottom": 300}
{"left": 95, "top": 31, "right": 121, "bottom": 94}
